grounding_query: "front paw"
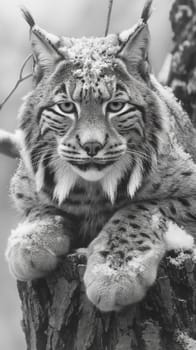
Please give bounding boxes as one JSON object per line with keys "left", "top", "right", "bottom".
{"left": 84, "top": 248, "right": 162, "bottom": 312}
{"left": 6, "top": 219, "right": 70, "bottom": 281}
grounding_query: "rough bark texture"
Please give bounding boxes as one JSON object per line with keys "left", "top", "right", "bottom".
{"left": 17, "top": 1, "right": 196, "bottom": 349}
{"left": 18, "top": 252, "right": 196, "bottom": 350}
{"left": 169, "top": 0, "right": 196, "bottom": 125}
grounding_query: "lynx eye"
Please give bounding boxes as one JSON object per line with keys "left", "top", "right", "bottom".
{"left": 107, "top": 101, "right": 125, "bottom": 113}
{"left": 58, "top": 102, "right": 76, "bottom": 114}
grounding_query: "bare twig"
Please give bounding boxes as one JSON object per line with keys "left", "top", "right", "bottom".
{"left": 0, "top": 54, "right": 33, "bottom": 111}
{"left": 105, "top": 0, "right": 114, "bottom": 36}
{"left": 0, "top": 129, "right": 20, "bottom": 158}
{"left": 0, "top": 55, "right": 32, "bottom": 157}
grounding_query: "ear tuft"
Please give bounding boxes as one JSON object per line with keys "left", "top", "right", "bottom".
{"left": 141, "top": 0, "right": 153, "bottom": 24}
{"left": 21, "top": 7, "right": 35, "bottom": 28}
{"left": 20, "top": 8, "right": 63, "bottom": 74}
{"left": 117, "top": 1, "right": 153, "bottom": 78}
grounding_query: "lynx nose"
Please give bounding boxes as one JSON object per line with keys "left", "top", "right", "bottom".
{"left": 82, "top": 141, "right": 103, "bottom": 157}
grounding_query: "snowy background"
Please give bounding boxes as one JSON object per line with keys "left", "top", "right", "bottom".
{"left": 0, "top": 0, "right": 172, "bottom": 348}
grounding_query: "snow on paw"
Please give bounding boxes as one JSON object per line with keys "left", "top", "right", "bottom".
{"left": 6, "top": 241, "right": 60, "bottom": 281}
{"left": 6, "top": 220, "right": 70, "bottom": 281}
{"left": 84, "top": 248, "right": 162, "bottom": 312}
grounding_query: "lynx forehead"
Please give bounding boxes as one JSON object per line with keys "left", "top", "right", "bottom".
{"left": 60, "top": 36, "right": 119, "bottom": 84}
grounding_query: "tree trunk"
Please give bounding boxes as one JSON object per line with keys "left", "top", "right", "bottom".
{"left": 169, "top": 0, "right": 196, "bottom": 126}
{"left": 18, "top": 252, "right": 196, "bottom": 350}
{"left": 17, "top": 1, "right": 196, "bottom": 349}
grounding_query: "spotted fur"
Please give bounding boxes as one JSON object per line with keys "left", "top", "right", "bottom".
{"left": 6, "top": 1, "right": 196, "bottom": 311}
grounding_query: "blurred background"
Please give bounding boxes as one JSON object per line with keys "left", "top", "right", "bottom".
{"left": 0, "top": 0, "right": 172, "bottom": 349}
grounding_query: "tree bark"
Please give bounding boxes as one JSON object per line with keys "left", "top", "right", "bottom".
{"left": 17, "top": 0, "right": 196, "bottom": 349}
{"left": 18, "top": 252, "right": 196, "bottom": 350}
{"left": 169, "top": 0, "right": 196, "bottom": 125}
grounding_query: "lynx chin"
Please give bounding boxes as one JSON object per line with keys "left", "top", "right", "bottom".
{"left": 6, "top": 0, "right": 196, "bottom": 312}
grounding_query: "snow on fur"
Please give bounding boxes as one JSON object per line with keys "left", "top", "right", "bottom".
{"left": 165, "top": 221, "right": 194, "bottom": 251}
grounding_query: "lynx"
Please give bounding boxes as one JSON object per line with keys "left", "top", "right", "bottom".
{"left": 6, "top": 1, "right": 196, "bottom": 312}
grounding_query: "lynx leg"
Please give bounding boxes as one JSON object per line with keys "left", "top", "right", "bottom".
{"left": 84, "top": 209, "right": 168, "bottom": 312}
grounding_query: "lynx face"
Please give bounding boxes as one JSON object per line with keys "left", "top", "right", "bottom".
{"left": 19, "top": 10, "right": 163, "bottom": 202}
{"left": 41, "top": 48, "right": 129, "bottom": 182}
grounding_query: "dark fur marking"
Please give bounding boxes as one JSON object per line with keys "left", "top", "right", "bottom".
{"left": 187, "top": 212, "right": 196, "bottom": 221}
{"left": 138, "top": 246, "right": 151, "bottom": 252}
{"left": 170, "top": 187, "right": 179, "bottom": 195}
{"left": 169, "top": 203, "right": 177, "bottom": 215}
{"left": 119, "top": 227, "right": 126, "bottom": 232}
{"left": 115, "top": 250, "right": 125, "bottom": 259}
{"left": 137, "top": 204, "right": 148, "bottom": 211}
{"left": 112, "top": 219, "right": 121, "bottom": 224}
{"left": 128, "top": 247, "right": 134, "bottom": 252}
{"left": 152, "top": 183, "right": 161, "bottom": 191}
{"left": 20, "top": 176, "right": 29, "bottom": 181}
{"left": 63, "top": 211, "right": 84, "bottom": 223}
{"left": 153, "top": 119, "right": 162, "bottom": 131}
{"left": 65, "top": 198, "right": 82, "bottom": 206}
{"left": 149, "top": 135, "right": 158, "bottom": 152}
{"left": 129, "top": 223, "right": 140, "bottom": 229}
{"left": 30, "top": 148, "right": 37, "bottom": 173}
{"left": 20, "top": 118, "right": 30, "bottom": 130}
{"left": 30, "top": 142, "right": 48, "bottom": 173}
{"left": 178, "top": 198, "right": 190, "bottom": 207}
{"left": 25, "top": 208, "right": 31, "bottom": 216}
{"left": 37, "top": 107, "right": 45, "bottom": 122}
{"left": 121, "top": 127, "right": 141, "bottom": 136}
{"left": 44, "top": 166, "right": 55, "bottom": 193}
{"left": 126, "top": 256, "right": 133, "bottom": 261}
{"left": 99, "top": 251, "right": 109, "bottom": 258}
{"left": 159, "top": 208, "right": 166, "bottom": 216}
{"left": 142, "top": 157, "right": 152, "bottom": 176}
{"left": 140, "top": 232, "right": 150, "bottom": 239}
{"left": 129, "top": 234, "right": 137, "bottom": 238}
{"left": 137, "top": 240, "right": 144, "bottom": 245}
{"left": 119, "top": 238, "right": 129, "bottom": 244}
{"left": 152, "top": 231, "right": 159, "bottom": 240}
{"left": 147, "top": 200, "right": 157, "bottom": 205}
{"left": 72, "top": 186, "right": 86, "bottom": 195}
{"left": 16, "top": 193, "right": 24, "bottom": 199}
{"left": 127, "top": 214, "right": 136, "bottom": 220}
{"left": 25, "top": 129, "right": 33, "bottom": 147}
{"left": 181, "top": 171, "right": 192, "bottom": 176}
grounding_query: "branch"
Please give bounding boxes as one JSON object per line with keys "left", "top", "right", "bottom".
{"left": 0, "top": 54, "right": 33, "bottom": 111}
{"left": 104, "top": 0, "right": 114, "bottom": 36}
{"left": 0, "top": 129, "right": 20, "bottom": 158}
{"left": 0, "top": 55, "right": 33, "bottom": 158}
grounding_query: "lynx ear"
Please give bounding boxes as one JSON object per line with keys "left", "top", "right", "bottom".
{"left": 117, "top": 0, "right": 153, "bottom": 77}
{"left": 118, "top": 25, "right": 150, "bottom": 65}
{"left": 21, "top": 8, "right": 63, "bottom": 70}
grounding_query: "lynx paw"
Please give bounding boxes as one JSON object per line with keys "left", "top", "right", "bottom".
{"left": 84, "top": 248, "right": 163, "bottom": 312}
{"left": 6, "top": 219, "right": 70, "bottom": 281}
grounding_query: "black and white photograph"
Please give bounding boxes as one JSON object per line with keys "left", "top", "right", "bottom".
{"left": 1, "top": 0, "right": 196, "bottom": 349}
